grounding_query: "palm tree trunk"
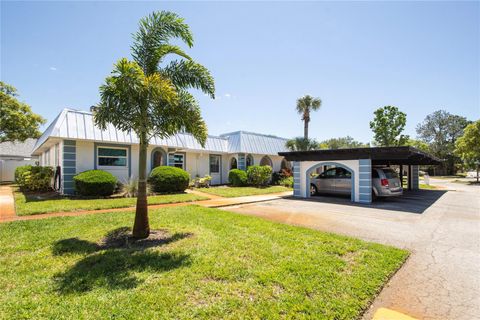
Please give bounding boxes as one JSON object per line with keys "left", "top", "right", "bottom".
{"left": 132, "top": 132, "right": 150, "bottom": 239}
{"left": 304, "top": 119, "right": 309, "bottom": 140}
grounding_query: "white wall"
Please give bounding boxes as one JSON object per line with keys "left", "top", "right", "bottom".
{"left": 0, "top": 158, "right": 37, "bottom": 182}
{"left": 298, "top": 160, "right": 360, "bottom": 201}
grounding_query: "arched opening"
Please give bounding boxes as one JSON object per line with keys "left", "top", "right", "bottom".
{"left": 230, "top": 157, "right": 238, "bottom": 170}
{"left": 306, "top": 162, "right": 355, "bottom": 202}
{"left": 281, "top": 158, "right": 291, "bottom": 170}
{"left": 151, "top": 148, "right": 167, "bottom": 170}
{"left": 260, "top": 155, "right": 272, "bottom": 167}
{"left": 246, "top": 154, "right": 254, "bottom": 168}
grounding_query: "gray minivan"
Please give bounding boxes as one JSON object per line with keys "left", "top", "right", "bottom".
{"left": 310, "top": 167, "right": 403, "bottom": 198}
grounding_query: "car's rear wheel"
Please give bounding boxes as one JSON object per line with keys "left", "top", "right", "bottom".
{"left": 310, "top": 184, "right": 318, "bottom": 196}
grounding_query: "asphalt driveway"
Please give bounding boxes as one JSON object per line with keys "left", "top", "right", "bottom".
{"left": 225, "top": 180, "right": 480, "bottom": 320}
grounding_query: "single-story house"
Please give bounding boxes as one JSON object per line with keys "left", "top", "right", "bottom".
{"left": 32, "top": 109, "right": 291, "bottom": 194}
{"left": 0, "top": 139, "right": 38, "bottom": 182}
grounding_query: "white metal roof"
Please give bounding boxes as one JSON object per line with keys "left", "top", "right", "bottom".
{"left": 32, "top": 109, "right": 288, "bottom": 156}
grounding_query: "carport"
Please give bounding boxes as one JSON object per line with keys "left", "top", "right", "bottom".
{"left": 279, "top": 146, "right": 441, "bottom": 203}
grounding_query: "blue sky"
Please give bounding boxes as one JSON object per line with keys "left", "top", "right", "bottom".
{"left": 1, "top": 1, "right": 479, "bottom": 143}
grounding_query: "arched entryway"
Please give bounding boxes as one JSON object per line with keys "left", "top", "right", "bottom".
{"left": 246, "top": 154, "right": 254, "bottom": 168}
{"left": 151, "top": 148, "right": 167, "bottom": 170}
{"left": 281, "top": 158, "right": 291, "bottom": 170}
{"left": 305, "top": 161, "right": 355, "bottom": 202}
{"left": 260, "top": 155, "right": 273, "bottom": 167}
{"left": 230, "top": 157, "right": 238, "bottom": 170}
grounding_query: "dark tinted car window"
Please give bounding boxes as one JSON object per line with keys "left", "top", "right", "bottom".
{"left": 383, "top": 169, "right": 399, "bottom": 179}
{"left": 372, "top": 169, "right": 379, "bottom": 178}
{"left": 320, "top": 168, "right": 337, "bottom": 178}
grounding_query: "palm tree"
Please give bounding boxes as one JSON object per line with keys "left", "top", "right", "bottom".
{"left": 94, "top": 11, "right": 215, "bottom": 239}
{"left": 296, "top": 95, "right": 321, "bottom": 140}
{"left": 285, "top": 137, "right": 320, "bottom": 151}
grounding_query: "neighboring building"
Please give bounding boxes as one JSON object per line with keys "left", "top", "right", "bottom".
{"left": 32, "top": 109, "right": 290, "bottom": 194}
{"left": 0, "top": 139, "right": 38, "bottom": 182}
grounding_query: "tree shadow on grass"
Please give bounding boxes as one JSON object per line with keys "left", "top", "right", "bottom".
{"left": 52, "top": 227, "right": 192, "bottom": 293}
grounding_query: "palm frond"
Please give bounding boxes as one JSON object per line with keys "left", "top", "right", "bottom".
{"left": 162, "top": 60, "right": 215, "bottom": 98}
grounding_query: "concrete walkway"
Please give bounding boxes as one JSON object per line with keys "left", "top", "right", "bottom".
{"left": 225, "top": 179, "right": 480, "bottom": 320}
{"left": 0, "top": 185, "right": 292, "bottom": 223}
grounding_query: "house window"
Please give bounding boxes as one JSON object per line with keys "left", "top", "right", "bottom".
{"left": 246, "top": 154, "right": 253, "bottom": 168}
{"left": 210, "top": 155, "right": 221, "bottom": 173}
{"left": 97, "top": 147, "right": 127, "bottom": 167}
{"left": 172, "top": 154, "right": 184, "bottom": 169}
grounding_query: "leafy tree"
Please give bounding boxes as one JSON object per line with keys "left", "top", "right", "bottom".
{"left": 94, "top": 11, "right": 214, "bottom": 239}
{"left": 318, "top": 136, "right": 369, "bottom": 149}
{"left": 455, "top": 120, "right": 480, "bottom": 182}
{"left": 0, "top": 81, "right": 45, "bottom": 142}
{"left": 416, "top": 110, "right": 470, "bottom": 175}
{"left": 369, "top": 106, "right": 408, "bottom": 146}
{"left": 404, "top": 138, "right": 430, "bottom": 153}
{"left": 285, "top": 137, "right": 320, "bottom": 151}
{"left": 296, "top": 95, "right": 321, "bottom": 140}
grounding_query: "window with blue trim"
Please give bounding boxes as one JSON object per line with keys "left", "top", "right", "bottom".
{"left": 98, "top": 147, "right": 127, "bottom": 167}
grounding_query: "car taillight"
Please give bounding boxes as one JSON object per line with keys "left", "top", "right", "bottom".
{"left": 381, "top": 179, "right": 389, "bottom": 187}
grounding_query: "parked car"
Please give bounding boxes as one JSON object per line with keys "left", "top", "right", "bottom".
{"left": 310, "top": 167, "right": 403, "bottom": 199}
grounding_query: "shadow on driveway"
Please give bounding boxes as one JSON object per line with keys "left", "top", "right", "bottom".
{"left": 299, "top": 189, "right": 448, "bottom": 214}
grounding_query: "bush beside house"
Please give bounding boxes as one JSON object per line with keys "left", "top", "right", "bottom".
{"left": 149, "top": 166, "right": 190, "bottom": 193}
{"left": 15, "top": 165, "right": 54, "bottom": 191}
{"left": 74, "top": 170, "right": 117, "bottom": 196}
{"left": 247, "top": 165, "right": 273, "bottom": 187}
{"left": 228, "top": 169, "right": 248, "bottom": 186}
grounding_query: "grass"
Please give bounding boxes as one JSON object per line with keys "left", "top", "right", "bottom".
{"left": 419, "top": 183, "right": 438, "bottom": 190}
{"left": 197, "top": 185, "right": 292, "bottom": 198}
{"left": 0, "top": 206, "right": 408, "bottom": 319}
{"left": 14, "top": 190, "right": 208, "bottom": 216}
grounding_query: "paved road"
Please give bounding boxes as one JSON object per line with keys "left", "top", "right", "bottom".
{"left": 225, "top": 180, "right": 480, "bottom": 320}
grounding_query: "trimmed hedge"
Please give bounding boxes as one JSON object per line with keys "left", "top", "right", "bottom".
{"left": 74, "top": 170, "right": 117, "bottom": 196}
{"left": 247, "top": 165, "right": 273, "bottom": 186}
{"left": 149, "top": 166, "right": 190, "bottom": 193}
{"left": 15, "top": 165, "right": 54, "bottom": 191}
{"left": 228, "top": 169, "right": 247, "bottom": 186}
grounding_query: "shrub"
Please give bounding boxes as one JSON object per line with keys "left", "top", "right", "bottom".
{"left": 272, "top": 168, "right": 293, "bottom": 185}
{"left": 279, "top": 176, "right": 293, "bottom": 188}
{"left": 74, "top": 170, "right": 117, "bottom": 196}
{"left": 121, "top": 177, "right": 152, "bottom": 198}
{"left": 15, "top": 165, "right": 54, "bottom": 191}
{"left": 193, "top": 175, "right": 212, "bottom": 188}
{"left": 247, "top": 165, "right": 273, "bottom": 187}
{"left": 149, "top": 166, "right": 190, "bottom": 193}
{"left": 228, "top": 169, "right": 247, "bottom": 186}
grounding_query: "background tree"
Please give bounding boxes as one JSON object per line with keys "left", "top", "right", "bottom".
{"left": 318, "top": 136, "right": 369, "bottom": 149}
{"left": 94, "top": 11, "right": 215, "bottom": 239}
{"left": 285, "top": 137, "right": 320, "bottom": 151}
{"left": 404, "top": 138, "right": 430, "bottom": 153}
{"left": 0, "top": 81, "right": 45, "bottom": 142}
{"left": 416, "top": 110, "right": 470, "bottom": 175}
{"left": 455, "top": 120, "right": 480, "bottom": 182}
{"left": 369, "top": 106, "right": 408, "bottom": 146}
{"left": 296, "top": 95, "right": 321, "bottom": 140}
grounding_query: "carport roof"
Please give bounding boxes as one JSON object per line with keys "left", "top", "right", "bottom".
{"left": 279, "top": 146, "right": 442, "bottom": 165}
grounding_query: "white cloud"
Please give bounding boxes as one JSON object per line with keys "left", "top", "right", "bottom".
{"left": 49, "top": 66, "right": 57, "bottom": 71}
{"left": 224, "top": 93, "right": 231, "bottom": 98}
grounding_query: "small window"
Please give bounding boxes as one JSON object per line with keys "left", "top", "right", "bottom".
{"left": 172, "top": 154, "right": 184, "bottom": 169}
{"left": 98, "top": 147, "right": 127, "bottom": 167}
{"left": 210, "top": 155, "right": 221, "bottom": 173}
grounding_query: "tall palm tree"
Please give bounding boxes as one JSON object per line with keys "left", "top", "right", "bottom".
{"left": 285, "top": 137, "right": 319, "bottom": 151}
{"left": 94, "top": 11, "right": 215, "bottom": 239}
{"left": 296, "top": 95, "right": 321, "bottom": 140}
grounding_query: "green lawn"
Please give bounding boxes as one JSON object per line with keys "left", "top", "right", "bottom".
{"left": 14, "top": 191, "right": 207, "bottom": 216}
{"left": 0, "top": 206, "right": 408, "bottom": 319}
{"left": 198, "top": 186, "right": 292, "bottom": 198}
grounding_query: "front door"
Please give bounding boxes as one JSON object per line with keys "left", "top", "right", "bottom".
{"left": 209, "top": 155, "right": 221, "bottom": 185}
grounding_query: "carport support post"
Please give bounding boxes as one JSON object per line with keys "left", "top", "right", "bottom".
{"left": 411, "top": 165, "right": 420, "bottom": 190}
{"left": 400, "top": 165, "right": 403, "bottom": 188}
{"left": 358, "top": 159, "right": 372, "bottom": 203}
{"left": 292, "top": 161, "right": 301, "bottom": 197}
{"left": 408, "top": 165, "right": 412, "bottom": 190}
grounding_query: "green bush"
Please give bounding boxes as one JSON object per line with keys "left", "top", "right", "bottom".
{"left": 74, "top": 170, "right": 117, "bottom": 196}
{"left": 149, "top": 166, "right": 190, "bottom": 193}
{"left": 279, "top": 176, "right": 293, "bottom": 188}
{"left": 247, "top": 165, "right": 273, "bottom": 187}
{"left": 228, "top": 169, "right": 247, "bottom": 186}
{"left": 15, "top": 165, "right": 54, "bottom": 192}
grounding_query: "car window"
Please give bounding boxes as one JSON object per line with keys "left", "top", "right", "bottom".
{"left": 320, "top": 168, "right": 337, "bottom": 178}
{"left": 336, "top": 168, "right": 351, "bottom": 178}
{"left": 372, "top": 169, "right": 379, "bottom": 178}
{"left": 382, "top": 169, "right": 399, "bottom": 179}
